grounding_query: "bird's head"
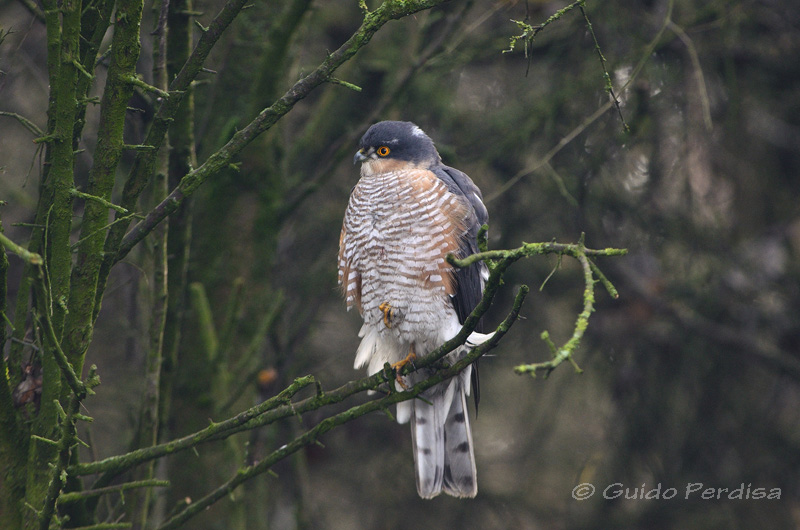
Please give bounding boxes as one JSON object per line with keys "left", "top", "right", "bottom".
{"left": 354, "top": 121, "right": 441, "bottom": 174}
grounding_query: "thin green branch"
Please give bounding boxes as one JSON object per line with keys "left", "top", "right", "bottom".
{"left": 59, "top": 479, "right": 170, "bottom": 504}
{"left": 447, "top": 239, "right": 627, "bottom": 269}
{"left": 70, "top": 212, "right": 145, "bottom": 252}
{"left": 588, "top": 257, "right": 619, "bottom": 299}
{"left": 36, "top": 283, "right": 88, "bottom": 399}
{"left": 514, "top": 235, "right": 599, "bottom": 377}
{"left": 125, "top": 75, "right": 171, "bottom": 99}
{"left": 504, "top": 0, "right": 583, "bottom": 55}
{"left": 69, "top": 188, "right": 131, "bottom": 215}
{"left": 37, "top": 394, "right": 81, "bottom": 530}
{"left": 0, "top": 232, "right": 43, "bottom": 265}
{"left": 71, "top": 375, "right": 318, "bottom": 477}
{"left": 61, "top": 523, "right": 133, "bottom": 530}
{"left": 446, "top": 235, "right": 624, "bottom": 378}
{"left": 37, "top": 366, "right": 99, "bottom": 530}
{"left": 326, "top": 76, "right": 362, "bottom": 92}
{"left": 580, "top": 2, "right": 628, "bottom": 131}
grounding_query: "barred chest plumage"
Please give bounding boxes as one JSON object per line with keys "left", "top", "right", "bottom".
{"left": 339, "top": 167, "right": 470, "bottom": 352}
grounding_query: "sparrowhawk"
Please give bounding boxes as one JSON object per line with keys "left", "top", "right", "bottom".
{"left": 338, "top": 121, "right": 492, "bottom": 499}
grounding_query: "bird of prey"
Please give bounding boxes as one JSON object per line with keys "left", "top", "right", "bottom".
{"left": 338, "top": 120, "right": 492, "bottom": 499}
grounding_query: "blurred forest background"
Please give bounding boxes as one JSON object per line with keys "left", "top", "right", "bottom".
{"left": 1, "top": 0, "right": 799, "bottom": 528}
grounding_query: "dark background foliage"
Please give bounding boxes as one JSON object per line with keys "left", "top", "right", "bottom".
{"left": 1, "top": 0, "right": 798, "bottom": 528}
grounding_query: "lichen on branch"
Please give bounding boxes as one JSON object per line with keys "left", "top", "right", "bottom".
{"left": 448, "top": 232, "right": 626, "bottom": 378}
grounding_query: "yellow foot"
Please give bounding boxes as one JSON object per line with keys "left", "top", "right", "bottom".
{"left": 379, "top": 301, "right": 394, "bottom": 328}
{"left": 390, "top": 350, "right": 417, "bottom": 389}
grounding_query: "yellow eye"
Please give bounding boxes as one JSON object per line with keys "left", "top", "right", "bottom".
{"left": 377, "top": 146, "right": 390, "bottom": 157}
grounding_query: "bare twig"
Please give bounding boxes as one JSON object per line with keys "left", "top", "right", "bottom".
{"left": 580, "top": 2, "right": 629, "bottom": 131}
{"left": 0, "top": 111, "right": 44, "bottom": 136}
{"left": 490, "top": 0, "right": 676, "bottom": 202}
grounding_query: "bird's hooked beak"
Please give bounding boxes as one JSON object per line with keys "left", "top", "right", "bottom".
{"left": 353, "top": 147, "right": 371, "bottom": 165}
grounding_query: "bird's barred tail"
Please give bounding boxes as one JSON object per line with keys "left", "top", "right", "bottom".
{"left": 442, "top": 383, "right": 478, "bottom": 497}
{"left": 411, "top": 376, "right": 477, "bottom": 499}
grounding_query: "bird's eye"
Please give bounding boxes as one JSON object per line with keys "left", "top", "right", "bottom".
{"left": 377, "top": 146, "right": 390, "bottom": 157}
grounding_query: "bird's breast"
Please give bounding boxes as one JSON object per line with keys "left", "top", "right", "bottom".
{"left": 343, "top": 169, "right": 470, "bottom": 340}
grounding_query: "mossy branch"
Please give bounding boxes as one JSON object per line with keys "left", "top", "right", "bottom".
{"left": 446, "top": 233, "right": 626, "bottom": 378}
{"left": 37, "top": 366, "right": 100, "bottom": 530}
{"left": 58, "top": 479, "right": 170, "bottom": 504}
{"left": 64, "top": 234, "right": 621, "bottom": 524}
{"left": 156, "top": 286, "right": 528, "bottom": 530}
{"left": 114, "top": 0, "right": 454, "bottom": 263}
{"left": 515, "top": 234, "right": 620, "bottom": 377}
{"left": 579, "top": 2, "right": 628, "bottom": 131}
{"left": 504, "top": 0, "right": 584, "bottom": 56}
{"left": 35, "top": 273, "right": 90, "bottom": 399}
{"left": 69, "top": 188, "right": 131, "bottom": 215}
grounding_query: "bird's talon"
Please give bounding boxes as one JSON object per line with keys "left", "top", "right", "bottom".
{"left": 390, "top": 351, "right": 418, "bottom": 389}
{"left": 379, "top": 301, "right": 394, "bottom": 328}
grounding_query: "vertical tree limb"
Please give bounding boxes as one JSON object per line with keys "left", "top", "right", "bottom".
{"left": 94, "top": 0, "right": 253, "bottom": 319}
{"left": 62, "top": 0, "right": 145, "bottom": 376}
{"left": 0, "top": 219, "right": 27, "bottom": 529}
{"left": 24, "top": 0, "right": 83, "bottom": 523}
{"left": 129, "top": 2, "right": 171, "bottom": 526}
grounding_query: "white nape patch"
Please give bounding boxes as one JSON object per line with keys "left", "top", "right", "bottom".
{"left": 386, "top": 138, "right": 400, "bottom": 145}
{"left": 411, "top": 125, "right": 426, "bottom": 138}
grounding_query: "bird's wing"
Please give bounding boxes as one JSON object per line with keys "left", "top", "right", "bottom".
{"left": 431, "top": 164, "right": 489, "bottom": 329}
{"left": 432, "top": 164, "right": 489, "bottom": 410}
{"left": 338, "top": 220, "right": 362, "bottom": 314}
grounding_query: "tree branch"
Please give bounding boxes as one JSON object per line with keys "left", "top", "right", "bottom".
{"left": 513, "top": 234, "right": 597, "bottom": 377}
{"left": 62, "top": 0, "right": 145, "bottom": 375}
{"left": 73, "top": 235, "right": 624, "bottom": 488}
{"left": 0, "top": 111, "right": 44, "bottom": 137}
{"left": 114, "top": 0, "right": 454, "bottom": 263}
{"left": 156, "top": 285, "right": 529, "bottom": 530}
{"left": 94, "top": 0, "right": 254, "bottom": 322}
{"left": 446, "top": 234, "right": 626, "bottom": 377}
{"left": 0, "top": 232, "right": 43, "bottom": 265}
